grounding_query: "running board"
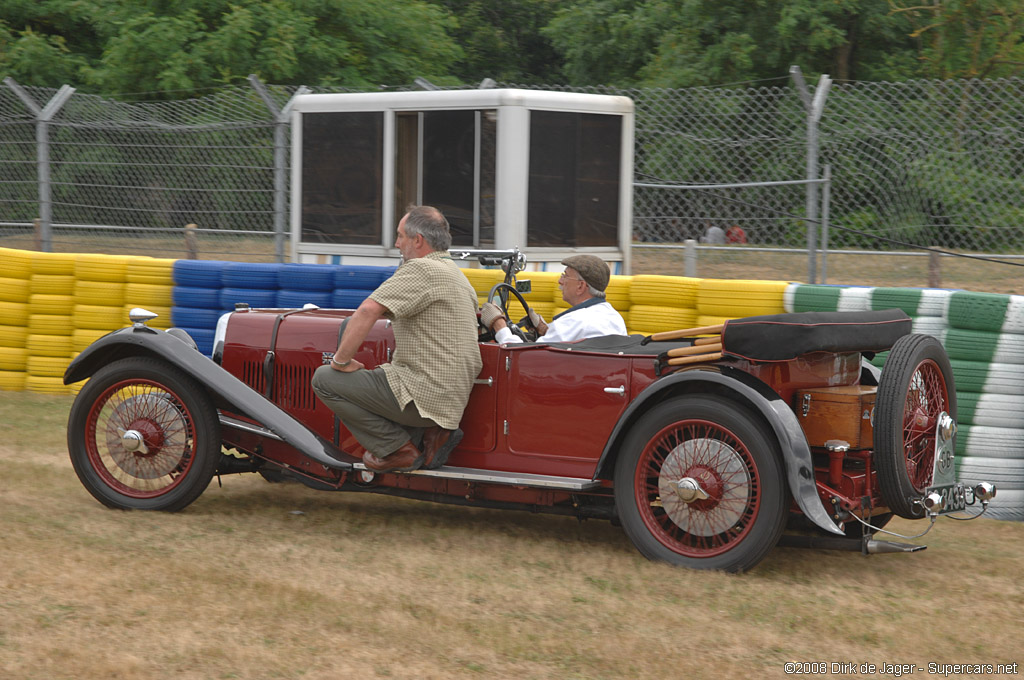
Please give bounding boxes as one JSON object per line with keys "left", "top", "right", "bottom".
{"left": 354, "top": 462, "right": 601, "bottom": 491}
{"left": 221, "top": 414, "right": 600, "bottom": 490}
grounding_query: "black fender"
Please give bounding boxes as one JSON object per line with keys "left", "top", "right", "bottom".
{"left": 595, "top": 365, "right": 843, "bottom": 536}
{"left": 64, "top": 325, "right": 353, "bottom": 471}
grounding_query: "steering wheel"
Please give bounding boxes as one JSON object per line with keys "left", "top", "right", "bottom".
{"left": 485, "top": 282, "right": 538, "bottom": 342}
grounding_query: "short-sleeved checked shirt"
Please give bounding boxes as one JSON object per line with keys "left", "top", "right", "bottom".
{"left": 369, "top": 251, "right": 483, "bottom": 429}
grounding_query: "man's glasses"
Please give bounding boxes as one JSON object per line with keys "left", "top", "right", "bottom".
{"left": 559, "top": 272, "right": 584, "bottom": 283}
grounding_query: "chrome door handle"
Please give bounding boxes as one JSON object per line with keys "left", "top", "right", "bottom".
{"left": 474, "top": 377, "right": 493, "bottom": 386}
{"left": 603, "top": 385, "right": 625, "bottom": 396}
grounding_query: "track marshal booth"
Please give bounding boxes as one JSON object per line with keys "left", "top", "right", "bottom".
{"left": 290, "top": 89, "right": 634, "bottom": 273}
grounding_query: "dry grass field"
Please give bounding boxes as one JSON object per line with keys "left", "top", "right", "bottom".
{"left": 1, "top": 391, "right": 1022, "bottom": 680}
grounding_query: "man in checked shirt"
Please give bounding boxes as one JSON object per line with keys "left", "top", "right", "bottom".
{"left": 311, "top": 206, "right": 483, "bottom": 473}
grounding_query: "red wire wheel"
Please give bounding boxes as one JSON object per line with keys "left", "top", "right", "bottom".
{"left": 875, "top": 334, "right": 956, "bottom": 519}
{"left": 615, "top": 395, "right": 787, "bottom": 573}
{"left": 68, "top": 357, "right": 220, "bottom": 511}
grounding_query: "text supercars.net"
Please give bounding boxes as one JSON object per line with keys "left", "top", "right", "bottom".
{"left": 783, "top": 661, "right": 1019, "bottom": 676}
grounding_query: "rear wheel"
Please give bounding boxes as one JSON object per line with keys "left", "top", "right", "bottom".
{"left": 874, "top": 334, "right": 956, "bottom": 519}
{"left": 67, "top": 356, "right": 220, "bottom": 511}
{"left": 614, "top": 395, "right": 787, "bottom": 572}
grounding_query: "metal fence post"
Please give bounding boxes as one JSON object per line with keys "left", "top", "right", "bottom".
{"left": 820, "top": 164, "right": 832, "bottom": 283}
{"left": 4, "top": 78, "right": 75, "bottom": 252}
{"left": 250, "top": 75, "right": 310, "bottom": 263}
{"left": 684, "top": 239, "right": 697, "bottom": 277}
{"left": 790, "top": 67, "right": 831, "bottom": 284}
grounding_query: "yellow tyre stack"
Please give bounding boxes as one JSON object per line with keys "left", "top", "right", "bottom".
{"left": 604, "top": 274, "right": 632, "bottom": 331}
{"left": 0, "top": 248, "right": 33, "bottom": 391}
{"left": 25, "top": 252, "right": 78, "bottom": 394}
{"left": 125, "top": 256, "right": 176, "bottom": 329}
{"left": 627, "top": 275, "right": 700, "bottom": 335}
{"left": 696, "top": 279, "right": 788, "bottom": 321}
{"left": 70, "top": 254, "right": 130, "bottom": 394}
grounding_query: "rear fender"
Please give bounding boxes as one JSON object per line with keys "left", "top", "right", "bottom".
{"left": 64, "top": 326, "right": 352, "bottom": 471}
{"left": 597, "top": 366, "right": 844, "bottom": 536}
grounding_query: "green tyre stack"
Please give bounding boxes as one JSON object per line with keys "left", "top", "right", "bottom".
{"left": 945, "top": 291, "right": 1024, "bottom": 520}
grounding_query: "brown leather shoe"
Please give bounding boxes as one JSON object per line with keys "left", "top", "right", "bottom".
{"left": 362, "top": 441, "right": 424, "bottom": 473}
{"left": 421, "top": 427, "right": 462, "bottom": 470}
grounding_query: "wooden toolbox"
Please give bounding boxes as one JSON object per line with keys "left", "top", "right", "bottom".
{"left": 795, "top": 384, "right": 876, "bottom": 449}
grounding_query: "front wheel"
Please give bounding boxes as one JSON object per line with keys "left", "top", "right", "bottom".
{"left": 614, "top": 395, "right": 788, "bottom": 573}
{"left": 67, "top": 356, "right": 221, "bottom": 511}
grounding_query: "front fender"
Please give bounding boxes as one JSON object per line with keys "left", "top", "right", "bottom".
{"left": 596, "top": 366, "right": 843, "bottom": 536}
{"left": 65, "top": 325, "right": 352, "bottom": 471}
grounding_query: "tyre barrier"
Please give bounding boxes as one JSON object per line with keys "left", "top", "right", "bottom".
{"left": 697, "top": 279, "right": 786, "bottom": 317}
{"left": 172, "top": 260, "right": 226, "bottom": 288}
{"left": 0, "top": 277, "right": 30, "bottom": 303}
{"left": 74, "top": 280, "right": 125, "bottom": 307}
{"left": 74, "top": 253, "right": 128, "bottom": 283}
{"left": 30, "top": 274, "right": 75, "bottom": 296}
{"left": 73, "top": 305, "right": 126, "bottom": 331}
{"left": 630, "top": 274, "right": 699, "bottom": 308}
{"left": 28, "top": 314, "right": 74, "bottom": 337}
{"left": 219, "top": 287, "right": 278, "bottom": 310}
{"left": 26, "top": 334, "right": 73, "bottom": 358}
{"left": 947, "top": 291, "right": 1024, "bottom": 334}
{"left": 278, "top": 263, "right": 336, "bottom": 291}
{"left": 0, "top": 247, "right": 33, "bottom": 278}
{"left": 331, "top": 289, "right": 371, "bottom": 309}
{"left": 784, "top": 284, "right": 875, "bottom": 313}
{"left": 628, "top": 305, "right": 699, "bottom": 335}
{"left": 957, "top": 457, "right": 1024, "bottom": 490}
{"left": 335, "top": 264, "right": 394, "bottom": 290}
{"left": 31, "top": 252, "right": 76, "bottom": 276}
{"left": 958, "top": 425, "right": 1024, "bottom": 459}
{"left": 125, "top": 283, "right": 174, "bottom": 308}
{"left": 28, "top": 294, "right": 74, "bottom": 316}
{"left": 951, "top": 360, "right": 1024, "bottom": 396}
{"left": 871, "top": 287, "right": 954, "bottom": 318}
{"left": 126, "top": 257, "right": 176, "bottom": 285}
{"left": 171, "top": 306, "right": 224, "bottom": 330}
{"left": 172, "top": 286, "right": 222, "bottom": 310}
{"left": 0, "top": 325, "right": 29, "bottom": 347}
{"left": 945, "top": 328, "right": 1024, "bottom": 364}
{"left": 0, "top": 347, "right": 28, "bottom": 371}
{"left": 0, "top": 370, "right": 27, "bottom": 391}
{"left": 222, "top": 262, "right": 283, "bottom": 289}
{"left": 177, "top": 327, "right": 215, "bottom": 356}
{"left": 276, "top": 289, "right": 333, "bottom": 308}
{"left": 957, "top": 392, "right": 1024, "bottom": 429}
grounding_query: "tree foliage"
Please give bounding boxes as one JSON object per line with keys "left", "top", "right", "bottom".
{"left": 1, "top": 0, "right": 1022, "bottom": 94}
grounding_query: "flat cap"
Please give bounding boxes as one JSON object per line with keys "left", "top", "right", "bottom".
{"left": 561, "top": 254, "right": 610, "bottom": 292}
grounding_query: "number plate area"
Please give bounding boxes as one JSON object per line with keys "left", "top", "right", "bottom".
{"left": 926, "top": 482, "right": 968, "bottom": 514}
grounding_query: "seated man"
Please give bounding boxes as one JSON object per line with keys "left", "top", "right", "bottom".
{"left": 311, "top": 206, "right": 482, "bottom": 473}
{"left": 480, "top": 254, "right": 627, "bottom": 344}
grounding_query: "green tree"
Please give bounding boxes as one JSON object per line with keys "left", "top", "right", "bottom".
{"left": 0, "top": 0, "right": 463, "bottom": 95}
{"left": 545, "top": 0, "right": 920, "bottom": 86}
{"left": 436, "top": 0, "right": 564, "bottom": 83}
{"left": 889, "top": 0, "right": 1024, "bottom": 79}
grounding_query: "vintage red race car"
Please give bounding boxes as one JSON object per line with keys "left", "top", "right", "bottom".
{"left": 63, "top": 249, "right": 996, "bottom": 572}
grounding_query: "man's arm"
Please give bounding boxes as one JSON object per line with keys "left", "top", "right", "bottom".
{"left": 331, "top": 298, "right": 388, "bottom": 372}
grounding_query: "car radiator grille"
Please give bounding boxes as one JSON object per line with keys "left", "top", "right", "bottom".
{"left": 241, "top": 360, "right": 317, "bottom": 411}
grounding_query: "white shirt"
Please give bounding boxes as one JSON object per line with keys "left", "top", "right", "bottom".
{"left": 496, "top": 300, "right": 627, "bottom": 344}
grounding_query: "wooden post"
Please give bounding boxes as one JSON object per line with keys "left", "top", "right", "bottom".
{"left": 185, "top": 223, "right": 198, "bottom": 259}
{"left": 928, "top": 250, "right": 941, "bottom": 288}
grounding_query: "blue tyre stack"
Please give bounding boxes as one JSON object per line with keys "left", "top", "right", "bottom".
{"left": 331, "top": 265, "right": 395, "bottom": 309}
{"left": 220, "top": 262, "right": 283, "bottom": 311}
{"left": 171, "top": 260, "right": 228, "bottom": 355}
{"left": 276, "top": 263, "right": 335, "bottom": 308}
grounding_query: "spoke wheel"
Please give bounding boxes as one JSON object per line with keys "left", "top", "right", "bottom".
{"left": 68, "top": 357, "right": 220, "bottom": 511}
{"left": 875, "top": 334, "right": 956, "bottom": 519}
{"left": 615, "top": 395, "right": 787, "bottom": 572}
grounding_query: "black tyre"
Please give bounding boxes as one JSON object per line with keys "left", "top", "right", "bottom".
{"left": 874, "top": 334, "right": 956, "bottom": 519}
{"left": 67, "top": 356, "right": 221, "bottom": 511}
{"left": 614, "top": 395, "right": 788, "bottom": 573}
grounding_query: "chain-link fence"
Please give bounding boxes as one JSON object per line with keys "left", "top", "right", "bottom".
{"left": 2, "top": 74, "right": 1023, "bottom": 284}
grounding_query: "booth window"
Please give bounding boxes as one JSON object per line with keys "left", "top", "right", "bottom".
{"left": 527, "top": 111, "right": 621, "bottom": 247}
{"left": 301, "top": 112, "right": 383, "bottom": 245}
{"left": 395, "top": 110, "right": 496, "bottom": 248}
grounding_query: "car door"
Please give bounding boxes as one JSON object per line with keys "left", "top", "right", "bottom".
{"left": 503, "top": 345, "right": 630, "bottom": 478}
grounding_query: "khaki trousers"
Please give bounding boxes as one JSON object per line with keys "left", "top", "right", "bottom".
{"left": 311, "top": 364, "right": 435, "bottom": 457}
